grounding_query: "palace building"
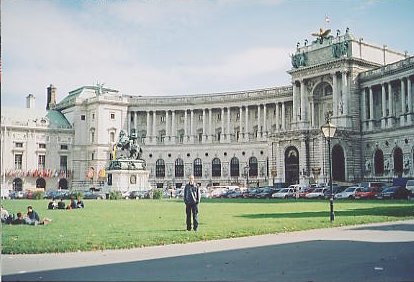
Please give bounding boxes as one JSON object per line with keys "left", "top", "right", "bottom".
{"left": 1, "top": 29, "right": 413, "bottom": 192}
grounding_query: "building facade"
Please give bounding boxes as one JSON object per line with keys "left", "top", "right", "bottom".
{"left": 1, "top": 30, "right": 413, "bottom": 192}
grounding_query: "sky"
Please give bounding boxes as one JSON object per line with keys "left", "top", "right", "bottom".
{"left": 2, "top": 0, "right": 414, "bottom": 109}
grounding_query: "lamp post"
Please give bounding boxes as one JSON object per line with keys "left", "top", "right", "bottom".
{"left": 321, "top": 111, "right": 337, "bottom": 222}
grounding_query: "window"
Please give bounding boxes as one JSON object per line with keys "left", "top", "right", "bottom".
{"left": 91, "top": 152, "right": 95, "bottom": 160}
{"left": 193, "top": 158, "right": 202, "bottom": 177}
{"left": 236, "top": 113, "right": 240, "bottom": 120}
{"left": 230, "top": 157, "right": 240, "bottom": 177}
{"left": 81, "top": 115, "right": 86, "bottom": 121}
{"left": 175, "top": 158, "right": 184, "bottom": 177}
{"left": 160, "top": 116, "right": 166, "bottom": 123}
{"left": 198, "top": 133, "right": 203, "bottom": 142}
{"left": 38, "top": 155, "right": 46, "bottom": 169}
{"left": 249, "top": 156, "right": 258, "bottom": 177}
{"left": 60, "top": 144, "right": 68, "bottom": 150}
{"left": 110, "top": 132, "right": 115, "bottom": 143}
{"left": 15, "top": 142, "right": 23, "bottom": 148}
{"left": 60, "top": 156, "right": 68, "bottom": 171}
{"left": 15, "top": 154, "right": 23, "bottom": 169}
{"left": 212, "top": 158, "right": 221, "bottom": 177}
{"left": 217, "top": 113, "right": 222, "bottom": 121}
{"left": 156, "top": 159, "right": 165, "bottom": 178}
{"left": 110, "top": 113, "right": 115, "bottom": 120}
{"left": 90, "top": 130, "right": 95, "bottom": 143}
{"left": 199, "top": 114, "right": 203, "bottom": 121}
{"left": 39, "top": 143, "right": 46, "bottom": 149}
{"left": 92, "top": 113, "right": 95, "bottom": 120}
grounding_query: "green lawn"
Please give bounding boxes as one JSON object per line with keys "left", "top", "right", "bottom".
{"left": 2, "top": 198, "right": 414, "bottom": 254}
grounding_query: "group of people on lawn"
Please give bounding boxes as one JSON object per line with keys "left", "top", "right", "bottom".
{"left": 48, "top": 197, "right": 84, "bottom": 210}
{"left": 1, "top": 205, "right": 51, "bottom": 225}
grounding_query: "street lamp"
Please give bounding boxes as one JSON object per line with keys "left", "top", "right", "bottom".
{"left": 321, "top": 111, "right": 337, "bottom": 222}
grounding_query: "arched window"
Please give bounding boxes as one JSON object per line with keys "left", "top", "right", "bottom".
{"left": 393, "top": 147, "right": 403, "bottom": 176}
{"left": 58, "top": 178, "right": 68, "bottom": 189}
{"left": 12, "top": 178, "right": 23, "bottom": 191}
{"left": 193, "top": 158, "right": 202, "bottom": 177}
{"left": 249, "top": 157, "right": 258, "bottom": 177}
{"left": 109, "top": 132, "right": 115, "bottom": 143}
{"left": 212, "top": 158, "right": 221, "bottom": 177}
{"left": 36, "top": 177, "right": 46, "bottom": 189}
{"left": 156, "top": 159, "right": 165, "bottom": 178}
{"left": 230, "top": 157, "right": 239, "bottom": 177}
{"left": 175, "top": 158, "right": 184, "bottom": 178}
{"left": 313, "top": 82, "right": 333, "bottom": 97}
{"left": 374, "top": 149, "right": 384, "bottom": 175}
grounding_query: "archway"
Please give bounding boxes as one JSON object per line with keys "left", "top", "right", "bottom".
{"left": 393, "top": 147, "right": 403, "bottom": 176}
{"left": 332, "top": 144, "right": 345, "bottom": 182}
{"left": 58, "top": 178, "right": 68, "bottom": 190}
{"left": 374, "top": 149, "right": 384, "bottom": 175}
{"left": 285, "top": 146, "right": 299, "bottom": 185}
{"left": 36, "top": 177, "right": 46, "bottom": 189}
{"left": 12, "top": 178, "right": 23, "bottom": 191}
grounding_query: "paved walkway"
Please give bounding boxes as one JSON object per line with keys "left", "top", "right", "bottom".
{"left": 2, "top": 220, "right": 414, "bottom": 281}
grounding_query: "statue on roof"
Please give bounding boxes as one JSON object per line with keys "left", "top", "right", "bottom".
{"left": 312, "top": 28, "right": 332, "bottom": 44}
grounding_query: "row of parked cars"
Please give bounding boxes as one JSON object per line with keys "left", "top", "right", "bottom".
{"left": 206, "top": 180, "right": 414, "bottom": 200}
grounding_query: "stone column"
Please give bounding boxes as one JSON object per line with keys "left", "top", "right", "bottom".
{"left": 275, "top": 102, "right": 280, "bottom": 132}
{"left": 227, "top": 107, "right": 231, "bottom": 142}
{"left": 202, "top": 109, "right": 206, "bottom": 143}
{"left": 184, "top": 110, "right": 188, "bottom": 143}
{"left": 332, "top": 72, "right": 338, "bottom": 117}
{"left": 300, "top": 79, "right": 307, "bottom": 126}
{"left": 407, "top": 77, "right": 412, "bottom": 125}
{"left": 361, "top": 89, "right": 367, "bottom": 131}
{"left": 165, "top": 110, "right": 170, "bottom": 143}
{"left": 245, "top": 106, "right": 249, "bottom": 141}
{"left": 292, "top": 81, "right": 298, "bottom": 124}
{"left": 342, "top": 71, "right": 348, "bottom": 115}
{"left": 281, "top": 102, "right": 286, "bottom": 130}
{"left": 127, "top": 111, "right": 131, "bottom": 136}
{"left": 239, "top": 107, "right": 243, "bottom": 141}
{"left": 263, "top": 104, "right": 267, "bottom": 137}
{"left": 152, "top": 111, "right": 157, "bottom": 144}
{"left": 171, "top": 110, "right": 176, "bottom": 143}
{"left": 190, "top": 109, "right": 195, "bottom": 143}
{"left": 381, "top": 83, "right": 386, "bottom": 128}
{"left": 208, "top": 108, "right": 212, "bottom": 143}
{"left": 221, "top": 107, "right": 225, "bottom": 142}
{"left": 310, "top": 101, "right": 314, "bottom": 128}
{"left": 388, "top": 82, "right": 393, "bottom": 128}
{"left": 135, "top": 112, "right": 138, "bottom": 134}
{"left": 146, "top": 111, "right": 151, "bottom": 143}
{"left": 257, "top": 105, "right": 261, "bottom": 139}
{"left": 369, "top": 86, "right": 374, "bottom": 130}
{"left": 401, "top": 79, "right": 406, "bottom": 126}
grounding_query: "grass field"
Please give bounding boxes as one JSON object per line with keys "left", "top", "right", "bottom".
{"left": 2, "top": 198, "right": 414, "bottom": 254}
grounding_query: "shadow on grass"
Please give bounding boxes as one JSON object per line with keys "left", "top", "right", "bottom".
{"left": 237, "top": 205, "right": 414, "bottom": 219}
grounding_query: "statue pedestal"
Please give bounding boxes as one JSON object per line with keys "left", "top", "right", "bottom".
{"left": 106, "top": 159, "right": 150, "bottom": 193}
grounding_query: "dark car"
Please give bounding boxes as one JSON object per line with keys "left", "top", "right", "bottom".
{"left": 376, "top": 186, "right": 410, "bottom": 200}
{"left": 83, "top": 191, "right": 105, "bottom": 200}
{"left": 256, "top": 187, "right": 277, "bottom": 199}
{"left": 243, "top": 188, "right": 259, "bottom": 198}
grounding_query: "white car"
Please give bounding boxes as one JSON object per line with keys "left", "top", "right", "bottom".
{"left": 272, "top": 188, "right": 295, "bottom": 199}
{"left": 335, "top": 186, "right": 363, "bottom": 199}
{"left": 305, "top": 188, "right": 328, "bottom": 199}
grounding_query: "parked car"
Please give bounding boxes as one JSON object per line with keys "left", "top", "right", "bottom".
{"left": 323, "top": 186, "right": 348, "bottom": 199}
{"left": 335, "top": 186, "right": 363, "bottom": 199}
{"left": 243, "top": 188, "right": 259, "bottom": 198}
{"left": 299, "top": 188, "right": 314, "bottom": 198}
{"left": 255, "top": 187, "right": 277, "bottom": 199}
{"left": 129, "top": 190, "right": 147, "bottom": 199}
{"left": 83, "top": 191, "right": 105, "bottom": 200}
{"left": 405, "top": 180, "right": 414, "bottom": 197}
{"left": 376, "top": 186, "right": 410, "bottom": 200}
{"left": 272, "top": 188, "right": 295, "bottom": 199}
{"left": 227, "top": 189, "right": 244, "bottom": 198}
{"left": 354, "top": 187, "right": 383, "bottom": 199}
{"left": 305, "top": 188, "right": 328, "bottom": 199}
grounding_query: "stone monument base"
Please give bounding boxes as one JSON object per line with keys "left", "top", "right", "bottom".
{"left": 106, "top": 159, "right": 150, "bottom": 193}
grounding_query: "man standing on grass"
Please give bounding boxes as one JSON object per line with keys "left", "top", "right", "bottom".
{"left": 184, "top": 175, "right": 200, "bottom": 231}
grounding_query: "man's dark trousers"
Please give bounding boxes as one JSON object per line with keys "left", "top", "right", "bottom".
{"left": 186, "top": 203, "right": 198, "bottom": 231}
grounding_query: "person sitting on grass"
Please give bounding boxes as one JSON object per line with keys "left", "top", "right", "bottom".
{"left": 57, "top": 199, "right": 66, "bottom": 209}
{"left": 69, "top": 198, "right": 77, "bottom": 209}
{"left": 48, "top": 199, "right": 58, "bottom": 210}
{"left": 26, "top": 206, "right": 40, "bottom": 225}
{"left": 11, "top": 212, "right": 26, "bottom": 225}
{"left": 1, "top": 205, "right": 10, "bottom": 223}
{"left": 76, "top": 196, "right": 84, "bottom": 208}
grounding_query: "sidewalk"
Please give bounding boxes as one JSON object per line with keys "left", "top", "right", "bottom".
{"left": 2, "top": 219, "right": 414, "bottom": 281}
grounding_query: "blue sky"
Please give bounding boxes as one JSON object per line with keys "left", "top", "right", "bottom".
{"left": 2, "top": 0, "right": 414, "bottom": 109}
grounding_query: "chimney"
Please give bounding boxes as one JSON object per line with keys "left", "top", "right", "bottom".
{"left": 46, "top": 84, "right": 57, "bottom": 110}
{"left": 26, "top": 94, "right": 36, "bottom": 109}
